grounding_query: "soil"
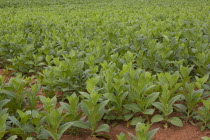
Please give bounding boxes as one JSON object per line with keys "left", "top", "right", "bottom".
{"left": 0, "top": 69, "right": 210, "bottom": 140}
{"left": 59, "top": 121, "right": 210, "bottom": 140}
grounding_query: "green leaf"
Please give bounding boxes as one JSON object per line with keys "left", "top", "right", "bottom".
{"left": 174, "top": 104, "right": 187, "bottom": 112}
{"left": 152, "top": 102, "right": 164, "bottom": 112}
{"left": 151, "top": 115, "right": 164, "bottom": 123}
{"left": 124, "top": 114, "right": 134, "bottom": 121}
{"left": 7, "top": 135, "right": 18, "bottom": 140}
{"left": 22, "top": 124, "right": 35, "bottom": 133}
{"left": 168, "top": 117, "right": 183, "bottom": 127}
{"left": 130, "top": 117, "right": 145, "bottom": 126}
{"left": 26, "top": 137, "right": 34, "bottom": 140}
{"left": 116, "top": 132, "right": 128, "bottom": 140}
{"left": 169, "top": 95, "right": 182, "bottom": 105}
{"left": 73, "top": 121, "right": 90, "bottom": 129}
{"left": 124, "top": 103, "right": 140, "bottom": 112}
{"left": 0, "top": 99, "right": 10, "bottom": 108}
{"left": 8, "top": 116, "right": 21, "bottom": 128}
{"left": 95, "top": 124, "right": 110, "bottom": 133}
{"left": 201, "top": 137, "right": 210, "bottom": 140}
{"left": 147, "top": 128, "right": 159, "bottom": 140}
{"left": 58, "top": 122, "right": 74, "bottom": 139}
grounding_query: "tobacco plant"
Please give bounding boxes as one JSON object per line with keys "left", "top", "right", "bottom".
{"left": 157, "top": 71, "right": 182, "bottom": 98}
{"left": 45, "top": 108, "right": 73, "bottom": 140}
{"left": 41, "top": 51, "right": 86, "bottom": 97}
{"left": 26, "top": 84, "right": 40, "bottom": 110}
{"left": 152, "top": 85, "right": 183, "bottom": 128}
{"left": 193, "top": 98, "right": 210, "bottom": 131}
{"left": 8, "top": 110, "right": 35, "bottom": 139}
{"left": 40, "top": 96, "right": 74, "bottom": 140}
{"left": 31, "top": 110, "right": 48, "bottom": 139}
{"left": 117, "top": 122, "right": 159, "bottom": 140}
{"left": 0, "top": 111, "right": 8, "bottom": 139}
{"left": 175, "top": 83, "right": 203, "bottom": 121}
{"left": 73, "top": 76, "right": 110, "bottom": 136}
{"left": 60, "top": 93, "right": 82, "bottom": 122}
{"left": 124, "top": 69, "right": 159, "bottom": 123}
{"left": 2, "top": 76, "right": 28, "bottom": 114}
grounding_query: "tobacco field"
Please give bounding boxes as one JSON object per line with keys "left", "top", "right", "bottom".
{"left": 0, "top": 0, "right": 210, "bottom": 139}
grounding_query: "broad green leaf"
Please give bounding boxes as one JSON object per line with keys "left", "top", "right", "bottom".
{"left": 73, "top": 121, "right": 90, "bottom": 129}
{"left": 151, "top": 115, "right": 164, "bottom": 123}
{"left": 7, "top": 135, "right": 18, "bottom": 140}
{"left": 130, "top": 117, "right": 145, "bottom": 126}
{"left": 95, "top": 124, "right": 110, "bottom": 133}
{"left": 58, "top": 122, "right": 74, "bottom": 139}
{"left": 168, "top": 117, "right": 183, "bottom": 127}
{"left": 147, "top": 128, "right": 159, "bottom": 140}
{"left": 202, "top": 137, "right": 210, "bottom": 140}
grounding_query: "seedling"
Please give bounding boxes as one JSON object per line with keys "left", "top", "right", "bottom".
{"left": 117, "top": 122, "right": 159, "bottom": 140}
{"left": 152, "top": 85, "right": 183, "bottom": 128}
{"left": 193, "top": 98, "right": 210, "bottom": 131}
{"left": 73, "top": 77, "right": 110, "bottom": 136}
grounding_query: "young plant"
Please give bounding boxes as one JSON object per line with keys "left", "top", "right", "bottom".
{"left": 103, "top": 77, "right": 128, "bottom": 120}
{"left": 26, "top": 84, "right": 40, "bottom": 110}
{"left": 45, "top": 107, "right": 73, "bottom": 140}
{"left": 39, "top": 96, "right": 57, "bottom": 113}
{"left": 2, "top": 76, "right": 28, "bottom": 114}
{"left": 179, "top": 65, "right": 194, "bottom": 83}
{"left": 31, "top": 110, "right": 49, "bottom": 139}
{"left": 60, "top": 93, "right": 82, "bottom": 122}
{"left": 0, "top": 111, "right": 8, "bottom": 139}
{"left": 0, "top": 98, "right": 10, "bottom": 139}
{"left": 193, "top": 98, "right": 210, "bottom": 131}
{"left": 40, "top": 96, "right": 73, "bottom": 140}
{"left": 8, "top": 110, "right": 35, "bottom": 139}
{"left": 195, "top": 74, "right": 209, "bottom": 89}
{"left": 175, "top": 83, "right": 203, "bottom": 121}
{"left": 157, "top": 71, "right": 182, "bottom": 98}
{"left": 41, "top": 51, "right": 85, "bottom": 97}
{"left": 152, "top": 85, "right": 183, "bottom": 128}
{"left": 73, "top": 76, "right": 110, "bottom": 136}
{"left": 124, "top": 69, "right": 158, "bottom": 123}
{"left": 117, "top": 122, "right": 159, "bottom": 140}
{"left": 100, "top": 63, "right": 129, "bottom": 120}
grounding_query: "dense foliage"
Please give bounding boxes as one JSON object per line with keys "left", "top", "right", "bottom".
{"left": 0, "top": 0, "right": 210, "bottom": 139}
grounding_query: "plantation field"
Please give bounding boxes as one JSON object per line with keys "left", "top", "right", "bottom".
{"left": 0, "top": 0, "right": 210, "bottom": 139}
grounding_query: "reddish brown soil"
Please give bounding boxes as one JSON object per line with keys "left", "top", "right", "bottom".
{"left": 1, "top": 69, "right": 210, "bottom": 140}
{"left": 60, "top": 122, "right": 210, "bottom": 140}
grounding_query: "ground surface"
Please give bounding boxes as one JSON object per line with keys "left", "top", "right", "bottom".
{"left": 60, "top": 122, "right": 210, "bottom": 140}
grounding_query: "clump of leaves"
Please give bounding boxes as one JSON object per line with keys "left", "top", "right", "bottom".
{"left": 157, "top": 71, "right": 182, "bottom": 98}
{"left": 45, "top": 108, "right": 73, "bottom": 140}
{"left": 8, "top": 110, "right": 35, "bottom": 139}
{"left": 73, "top": 76, "right": 110, "bottom": 137}
{"left": 117, "top": 122, "right": 159, "bottom": 140}
{"left": 124, "top": 69, "right": 159, "bottom": 124}
{"left": 40, "top": 96, "right": 73, "bottom": 140}
{"left": 41, "top": 51, "right": 85, "bottom": 97}
{"left": 1, "top": 76, "right": 28, "bottom": 114}
{"left": 0, "top": 110, "right": 8, "bottom": 139}
{"left": 152, "top": 85, "right": 183, "bottom": 128}
{"left": 60, "top": 93, "right": 82, "bottom": 122}
{"left": 175, "top": 83, "right": 203, "bottom": 121}
{"left": 193, "top": 98, "right": 210, "bottom": 131}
